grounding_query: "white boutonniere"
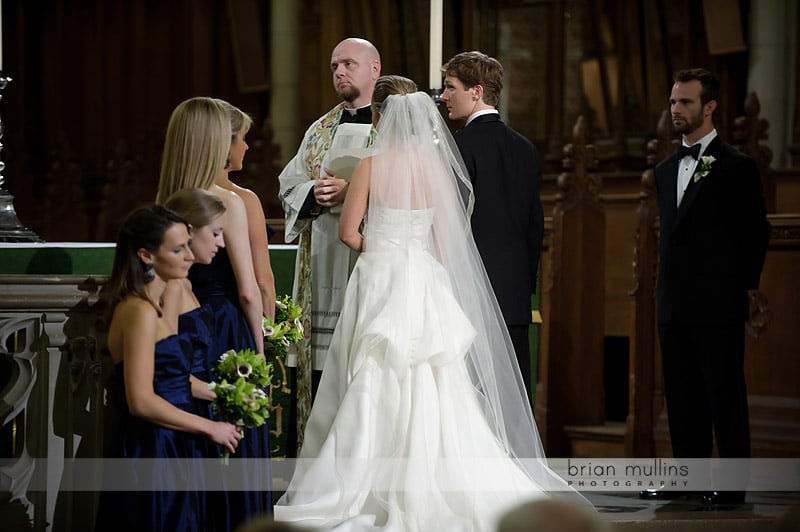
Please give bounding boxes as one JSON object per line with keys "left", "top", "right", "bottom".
{"left": 693, "top": 155, "right": 715, "bottom": 182}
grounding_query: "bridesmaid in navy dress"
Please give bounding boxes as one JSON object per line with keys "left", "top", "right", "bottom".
{"left": 163, "top": 187, "right": 234, "bottom": 532}
{"left": 214, "top": 99, "right": 276, "bottom": 322}
{"left": 212, "top": 102, "right": 276, "bottom": 507}
{"left": 156, "top": 98, "right": 271, "bottom": 526}
{"left": 186, "top": 247, "right": 274, "bottom": 526}
{"left": 96, "top": 206, "right": 242, "bottom": 532}
{"left": 161, "top": 188, "right": 228, "bottom": 404}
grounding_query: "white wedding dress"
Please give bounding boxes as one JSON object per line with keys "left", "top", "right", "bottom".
{"left": 274, "top": 207, "right": 555, "bottom": 531}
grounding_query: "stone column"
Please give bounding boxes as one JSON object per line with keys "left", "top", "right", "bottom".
{"left": 747, "top": 0, "right": 797, "bottom": 168}
{"left": 269, "top": 0, "right": 301, "bottom": 166}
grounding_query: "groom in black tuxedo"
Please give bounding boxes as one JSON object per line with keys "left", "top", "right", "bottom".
{"left": 653, "top": 68, "right": 770, "bottom": 504}
{"left": 441, "top": 51, "right": 544, "bottom": 401}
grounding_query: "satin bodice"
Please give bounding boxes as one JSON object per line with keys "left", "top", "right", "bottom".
{"left": 109, "top": 333, "right": 194, "bottom": 411}
{"left": 188, "top": 248, "right": 241, "bottom": 307}
{"left": 365, "top": 207, "right": 434, "bottom": 253}
{"left": 98, "top": 329, "right": 208, "bottom": 532}
{"left": 179, "top": 305, "right": 215, "bottom": 381}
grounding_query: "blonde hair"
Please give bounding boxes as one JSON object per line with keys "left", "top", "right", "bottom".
{"left": 371, "top": 75, "right": 418, "bottom": 113}
{"left": 215, "top": 98, "right": 254, "bottom": 139}
{"left": 156, "top": 97, "right": 231, "bottom": 204}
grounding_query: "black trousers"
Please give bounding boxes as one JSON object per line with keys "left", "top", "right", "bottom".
{"left": 658, "top": 321, "right": 750, "bottom": 458}
{"left": 508, "top": 324, "right": 533, "bottom": 405}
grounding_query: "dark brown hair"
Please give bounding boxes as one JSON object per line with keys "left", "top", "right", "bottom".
{"left": 674, "top": 68, "right": 720, "bottom": 107}
{"left": 106, "top": 205, "right": 188, "bottom": 318}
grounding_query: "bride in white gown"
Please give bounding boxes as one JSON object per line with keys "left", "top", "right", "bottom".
{"left": 274, "top": 76, "right": 586, "bottom": 531}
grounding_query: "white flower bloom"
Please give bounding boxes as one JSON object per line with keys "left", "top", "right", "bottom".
{"left": 693, "top": 155, "right": 716, "bottom": 182}
{"left": 221, "top": 383, "right": 236, "bottom": 390}
{"left": 208, "top": 382, "right": 217, "bottom": 391}
{"left": 263, "top": 325, "right": 275, "bottom": 337}
{"left": 253, "top": 388, "right": 267, "bottom": 398}
{"left": 237, "top": 363, "right": 253, "bottom": 378}
{"left": 294, "top": 318, "right": 304, "bottom": 335}
{"left": 276, "top": 300, "right": 287, "bottom": 310}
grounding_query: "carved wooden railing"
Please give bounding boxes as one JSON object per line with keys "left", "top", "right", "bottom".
{"left": 0, "top": 275, "right": 109, "bottom": 531}
{"left": 1, "top": 314, "right": 47, "bottom": 530}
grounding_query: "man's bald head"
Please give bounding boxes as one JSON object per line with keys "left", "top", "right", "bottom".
{"left": 330, "top": 38, "right": 381, "bottom": 108}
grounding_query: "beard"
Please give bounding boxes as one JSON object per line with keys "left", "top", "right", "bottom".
{"left": 336, "top": 85, "right": 360, "bottom": 104}
{"left": 673, "top": 111, "right": 704, "bottom": 136}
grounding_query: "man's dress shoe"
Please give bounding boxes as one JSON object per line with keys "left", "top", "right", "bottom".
{"left": 702, "top": 491, "right": 746, "bottom": 506}
{"left": 639, "top": 488, "right": 693, "bottom": 500}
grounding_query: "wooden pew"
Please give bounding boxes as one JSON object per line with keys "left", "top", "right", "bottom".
{"left": 536, "top": 116, "right": 607, "bottom": 456}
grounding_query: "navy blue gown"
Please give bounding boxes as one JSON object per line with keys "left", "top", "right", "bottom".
{"left": 188, "top": 248, "right": 272, "bottom": 524}
{"left": 177, "top": 304, "right": 232, "bottom": 532}
{"left": 95, "top": 333, "right": 207, "bottom": 532}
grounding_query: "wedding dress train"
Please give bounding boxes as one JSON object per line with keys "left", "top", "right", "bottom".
{"left": 274, "top": 208, "right": 557, "bottom": 531}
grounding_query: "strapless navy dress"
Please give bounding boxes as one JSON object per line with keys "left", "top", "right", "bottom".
{"left": 95, "top": 333, "right": 207, "bottom": 532}
{"left": 177, "top": 304, "right": 235, "bottom": 532}
{"left": 189, "top": 248, "right": 272, "bottom": 524}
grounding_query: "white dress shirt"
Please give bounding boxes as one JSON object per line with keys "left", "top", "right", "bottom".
{"left": 466, "top": 109, "right": 499, "bottom": 126}
{"left": 677, "top": 129, "right": 717, "bottom": 206}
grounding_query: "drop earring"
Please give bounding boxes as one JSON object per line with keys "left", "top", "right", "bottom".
{"left": 143, "top": 262, "right": 155, "bottom": 283}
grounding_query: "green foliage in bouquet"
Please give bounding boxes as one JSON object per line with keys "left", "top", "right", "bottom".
{"left": 213, "top": 348, "right": 272, "bottom": 388}
{"left": 209, "top": 349, "right": 273, "bottom": 427}
{"left": 261, "top": 295, "right": 303, "bottom": 457}
{"left": 209, "top": 377, "right": 270, "bottom": 428}
{"left": 262, "top": 294, "right": 304, "bottom": 358}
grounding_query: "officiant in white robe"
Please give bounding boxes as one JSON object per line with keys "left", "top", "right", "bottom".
{"left": 278, "top": 37, "right": 381, "bottom": 450}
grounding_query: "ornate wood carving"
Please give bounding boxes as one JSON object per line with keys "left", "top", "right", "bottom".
{"left": 767, "top": 214, "right": 800, "bottom": 246}
{"left": 625, "top": 109, "right": 673, "bottom": 456}
{"left": 538, "top": 116, "right": 605, "bottom": 455}
{"left": 733, "top": 92, "right": 775, "bottom": 213}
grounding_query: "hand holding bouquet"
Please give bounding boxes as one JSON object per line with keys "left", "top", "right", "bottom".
{"left": 209, "top": 348, "right": 273, "bottom": 462}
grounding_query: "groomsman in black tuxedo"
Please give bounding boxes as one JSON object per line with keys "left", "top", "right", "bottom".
{"left": 441, "top": 51, "right": 544, "bottom": 401}
{"left": 652, "top": 68, "right": 770, "bottom": 505}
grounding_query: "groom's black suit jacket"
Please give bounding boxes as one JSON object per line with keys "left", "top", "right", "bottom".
{"left": 654, "top": 136, "right": 770, "bottom": 327}
{"left": 454, "top": 113, "right": 544, "bottom": 326}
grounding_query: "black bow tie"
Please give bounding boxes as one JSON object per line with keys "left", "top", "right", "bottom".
{"left": 677, "top": 144, "right": 702, "bottom": 160}
{"left": 339, "top": 106, "right": 372, "bottom": 125}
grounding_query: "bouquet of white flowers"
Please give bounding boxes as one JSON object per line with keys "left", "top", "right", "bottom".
{"left": 209, "top": 348, "right": 273, "bottom": 462}
{"left": 262, "top": 295, "right": 304, "bottom": 358}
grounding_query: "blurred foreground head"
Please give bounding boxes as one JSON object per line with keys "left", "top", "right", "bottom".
{"left": 498, "top": 498, "right": 610, "bottom": 532}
